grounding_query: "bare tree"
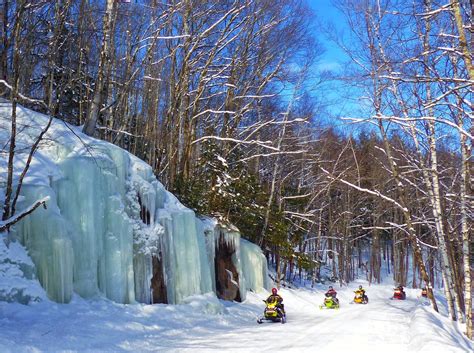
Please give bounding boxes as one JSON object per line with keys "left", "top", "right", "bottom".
{"left": 2, "top": 1, "right": 52, "bottom": 232}
{"left": 82, "top": 0, "right": 116, "bottom": 136}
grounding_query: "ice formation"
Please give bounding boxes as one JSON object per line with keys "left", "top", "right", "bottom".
{"left": 0, "top": 102, "right": 269, "bottom": 305}
{"left": 240, "top": 239, "right": 270, "bottom": 292}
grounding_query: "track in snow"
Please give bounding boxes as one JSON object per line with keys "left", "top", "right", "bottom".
{"left": 160, "top": 284, "right": 471, "bottom": 353}
{"left": 0, "top": 283, "right": 471, "bottom": 353}
{"left": 175, "top": 286, "right": 417, "bottom": 352}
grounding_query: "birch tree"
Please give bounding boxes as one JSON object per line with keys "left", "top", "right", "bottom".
{"left": 82, "top": 0, "right": 116, "bottom": 136}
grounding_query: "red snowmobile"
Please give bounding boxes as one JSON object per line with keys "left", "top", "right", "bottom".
{"left": 392, "top": 286, "right": 406, "bottom": 300}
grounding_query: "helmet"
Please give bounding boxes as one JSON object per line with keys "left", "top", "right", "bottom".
{"left": 359, "top": 285, "right": 363, "bottom": 289}
{"left": 329, "top": 286, "right": 333, "bottom": 289}
{"left": 272, "top": 287, "right": 278, "bottom": 295}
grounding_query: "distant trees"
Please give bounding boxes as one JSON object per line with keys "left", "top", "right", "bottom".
{"left": 334, "top": 0, "right": 472, "bottom": 338}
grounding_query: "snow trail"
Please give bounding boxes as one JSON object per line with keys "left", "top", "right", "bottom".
{"left": 175, "top": 285, "right": 417, "bottom": 352}
{"left": 0, "top": 283, "right": 471, "bottom": 352}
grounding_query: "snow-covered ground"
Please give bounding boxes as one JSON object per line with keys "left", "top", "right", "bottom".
{"left": 0, "top": 280, "right": 471, "bottom": 353}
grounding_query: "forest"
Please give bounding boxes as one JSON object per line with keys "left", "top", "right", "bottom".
{"left": 0, "top": 0, "right": 472, "bottom": 340}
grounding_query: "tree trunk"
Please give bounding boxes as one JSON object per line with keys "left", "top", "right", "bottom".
{"left": 83, "top": 0, "right": 115, "bottom": 136}
{"left": 1, "top": 0, "right": 8, "bottom": 82}
{"left": 2, "top": 0, "right": 25, "bottom": 222}
{"left": 460, "top": 118, "right": 472, "bottom": 338}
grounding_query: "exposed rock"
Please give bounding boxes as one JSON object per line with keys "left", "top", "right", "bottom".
{"left": 214, "top": 234, "right": 241, "bottom": 302}
{"left": 151, "top": 255, "right": 167, "bottom": 303}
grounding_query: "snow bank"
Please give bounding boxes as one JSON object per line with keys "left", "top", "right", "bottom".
{"left": 180, "top": 292, "right": 224, "bottom": 315}
{"left": 408, "top": 296, "right": 473, "bottom": 352}
{"left": 0, "top": 238, "right": 47, "bottom": 304}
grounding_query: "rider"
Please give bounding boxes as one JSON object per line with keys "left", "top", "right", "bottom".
{"left": 326, "top": 285, "right": 339, "bottom": 304}
{"left": 397, "top": 285, "right": 406, "bottom": 299}
{"left": 355, "top": 285, "right": 368, "bottom": 302}
{"left": 267, "top": 287, "right": 285, "bottom": 316}
{"left": 326, "top": 285, "right": 337, "bottom": 298}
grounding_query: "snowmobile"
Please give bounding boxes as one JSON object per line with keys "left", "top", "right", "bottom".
{"left": 392, "top": 287, "right": 406, "bottom": 300}
{"left": 319, "top": 293, "right": 340, "bottom": 309}
{"left": 352, "top": 290, "right": 368, "bottom": 304}
{"left": 257, "top": 299, "right": 286, "bottom": 324}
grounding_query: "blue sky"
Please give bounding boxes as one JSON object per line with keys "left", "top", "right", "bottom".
{"left": 302, "top": 1, "right": 368, "bottom": 131}
{"left": 307, "top": 0, "right": 348, "bottom": 72}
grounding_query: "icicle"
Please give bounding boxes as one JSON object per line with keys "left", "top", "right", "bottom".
{"left": 195, "top": 218, "right": 213, "bottom": 294}
{"left": 158, "top": 209, "right": 209, "bottom": 304}
{"left": 240, "top": 238, "right": 269, "bottom": 292}
{"left": 133, "top": 252, "right": 153, "bottom": 304}
{"left": 14, "top": 185, "right": 74, "bottom": 303}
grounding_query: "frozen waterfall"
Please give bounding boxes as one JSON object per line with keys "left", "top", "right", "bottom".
{"left": 1, "top": 102, "right": 270, "bottom": 306}
{"left": 240, "top": 239, "right": 270, "bottom": 292}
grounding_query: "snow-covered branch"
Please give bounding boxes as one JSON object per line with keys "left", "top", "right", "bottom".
{"left": 0, "top": 80, "right": 45, "bottom": 106}
{"left": 0, "top": 197, "right": 49, "bottom": 233}
{"left": 320, "top": 167, "right": 409, "bottom": 212}
{"left": 236, "top": 149, "right": 307, "bottom": 163}
{"left": 192, "top": 136, "right": 280, "bottom": 151}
